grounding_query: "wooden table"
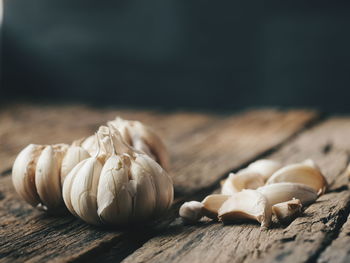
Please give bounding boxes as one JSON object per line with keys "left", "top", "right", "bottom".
{"left": 1, "top": 104, "right": 349, "bottom": 263}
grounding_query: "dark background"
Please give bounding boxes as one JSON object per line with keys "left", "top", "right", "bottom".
{"left": 1, "top": 1, "right": 350, "bottom": 112}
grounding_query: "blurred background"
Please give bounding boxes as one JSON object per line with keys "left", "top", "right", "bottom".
{"left": 1, "top": 0, "right": 350, "bottom": 112}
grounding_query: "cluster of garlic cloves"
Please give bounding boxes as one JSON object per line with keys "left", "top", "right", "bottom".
{"left": 180, "top": 159, "right": 327, "bottom": 228}
{"left": 12, "top": 117, "right": 173, "bottom": 224}
{"left": 62, "top": 126, "right": 173, "bottom": 226}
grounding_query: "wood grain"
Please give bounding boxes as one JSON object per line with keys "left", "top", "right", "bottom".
{"left": 122, "top": 118, "right": 350, "bottom": 263}
{"left": 0, "top": 106, "right": 316, "bottom": 263}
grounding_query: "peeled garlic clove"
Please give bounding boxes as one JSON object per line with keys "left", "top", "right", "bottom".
{"left": 131, "top": 154, "right": 173, "bottom": 216}
{"left": 60, "top": 146, "right": 90, "bottom": 184}
{"left": 246, "top": 159, "right": 282, "bottom": 181}
{"left": 218, "top": 189, "right": 272, "bottom": 228}
{"left": 201, "top": 194, "right": 230, "bottom": 219}
{"left": 266, "top": 162, "right": 327, "bottom": 195}
{"left": 70, "top": 157, "right": 103, "bottom": 225}
{"left": 97, "top": 155, "right": 133, "bottom": 225}
{"left": 35, "top": 145, "right": 65, "bottom": 211}
{"left": 179, "top": 201, "right": 204, "bottom": 223}
{"left": 221, "top": 171, "right": 265, "bottom": 195}
{"left": 12, "top": 144, "right": 44, "bottom": 207}
{"left": 257, "top": 182, "right": 318, "bottom": 206}
{"left": 272, "top": 199, "right": 302, "bottom": 224}
{"left": 129, "top": 155, "right": 157, "bottom": 221}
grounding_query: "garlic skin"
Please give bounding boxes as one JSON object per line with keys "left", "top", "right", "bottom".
{"left": 12, "top": 143, "right": 68, "bottom": 213}
{"left": 257, "top": 182, "right": 318, "bottom": 206}
{"left": 272, "top": 199, "right": 302, "bottom": 224}
{"left": 64, "top": 126, "right": 174, "bottom": 226}
{"left": 218, "top": 190, "right": 272, "bottom": 228}
{"left": 221, "top": 171, "right": 264, "bottom": 195}
{"left": 82, "top": 117, "right": 170, "bottom": 170}
{"left": 266, "top": 161, "right": 328, "bottom": 195}
{"left": 179, "top": 201, "right": 204, "bottom": 223}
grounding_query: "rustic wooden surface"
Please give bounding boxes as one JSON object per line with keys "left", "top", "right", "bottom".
{"left": 1, "top": 104, "right": 349, "bottom": 263}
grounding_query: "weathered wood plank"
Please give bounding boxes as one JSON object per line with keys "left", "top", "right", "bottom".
{"left": 122, "top": 118, "right": 350, "bottom": 263}
{"left": 0, "top": 104, "right": 216, "bottom": 173}
{"left": 317, "top": 213, "right": 350, "bottom": 263}
{"left": 0, "top": 107, "right": 317, "bottom": 263}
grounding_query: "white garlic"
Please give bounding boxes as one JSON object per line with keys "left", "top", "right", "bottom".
{"left": 221, "top": 171, "right": 265, "bottom": 195}
{"left": 218, "top": 190, "right": 272, "bottom": 228}
{"left": 63, "top": 126, "right": 174, "bottom": 226}
{"left": 201, "top": 194, "right": 230, "bottom": 219}
{"left": 245, "top": 159, "right": 282, "bottom": 181}
{"left": 179, "top": 201, "right": 204, "bottom": 223}
{"left": 266, "top": 160, "right": 328, "bottom": 195}
{"left": 12, "top": 143, "right": 69, "bottom": 213}
{"left": 272, "top": 199, "right": 302, "bottom": 224}
{"left": 81, "top": 117, "right": 170, "bottom": 170}
{"left": 257, "top": 182, "right": 318, "bottom": 206}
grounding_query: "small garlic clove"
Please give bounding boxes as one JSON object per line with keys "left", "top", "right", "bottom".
{"left": 266, "top": 161, "right": 328, "bottom": 195}
{"left": 246, "top": 159, "right": 282, "bottom": 181}
{"left": 179, "top": 201, "right": 204, "bottom": 223}
{"left": 257, "top": 182, "right": 318, "bottom": 206}
{"left": 60, "top": 146, "right": 90, "bottom": 185}
{"left": 12, "top": 144, "right": 44, "bottom": 207}
{"left": 35, "top": 145, "right": 64, "bottom": 211}
{"left": 221, "top": 171, "right": 265, "bottom": 195}
{"left": 201, "top": 194, "right": 230, "bottom": 219}
{"left": 97, "top": 155, "right": 133, "bottom": 225}
{"left": 129, "top": 155, "right": 157, "bottom": 221}
{"left": 218, "top": 189, "right": 272, "bottom": 228}
{"left": 70, "top": 157, "right": 103, "bottom": 225}
{"left": 272, "top": 199, "right": 302, "bottom": 224}
{"left": 81, "top": 135, "right": 96, "bottom": 156}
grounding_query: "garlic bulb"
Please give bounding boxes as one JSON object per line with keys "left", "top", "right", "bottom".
{"left": 12, "top": 143, "right": 70, "bottom": 213}
{"left": 81, "top": 117, "right": 169, "bottom": 170}
{"left": 62, "top": 126, "right": 174, "bottom": 226}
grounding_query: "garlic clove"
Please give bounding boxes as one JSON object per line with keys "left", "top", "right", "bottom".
{"left": 131, "top": 153, "right": 173, "bottom": 216}
{"left": 246, "top": 159, "right": 282, "bottom": 181}
{"left": 201, "top": 194, "right": 230, "bottom": 219}
{"left": 272, "top": 199, "right": 302, "bottom": 224}
{"left": 12, "top": 144, "right": 44, "bottom": 207}
{"left": 70, "top": 157, "right": 103, "bottom": 225}
{"left": 62, "top": 160, "right": 86, "bottom": 217}
{"left": 81, "top": 135, "right": 96, "bottom": 156}
{"left": 257, "top": 182, "right": 318, "bottom": 206}
{"left": 60, "top": 146, "right": 90, "bottom": 185}
{"left": 97, "top": 155, "right": 133, "bottom": 225}
{"left": 129, "top": 155, "right": 157, "bottom": 221}
{"left": 35, "top": 145, "right": 65, "bottom": 211}
{"left": 218, "top": 189, "right": 272, "bottom": 228}
{"left": 266, "top": 161, "right": 327, "bottom": 195}
{"left": 109, "top": 118, "right": 170, "bottom": 171}
{"left": 221, "top": 171, "right": 265, "bottom": 195}
{"left": 179, "top": 201, "right": 204, "bottom": 223}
